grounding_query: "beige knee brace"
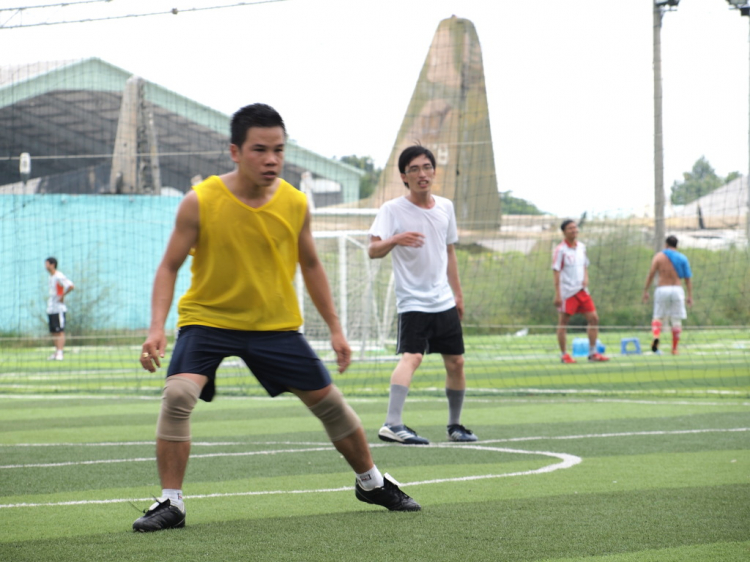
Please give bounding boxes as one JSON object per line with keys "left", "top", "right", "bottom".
{"left": 156, "top": 376, "right": 201, "bottom": 442}
{"left": 308, "top": 385, "right": 362, "bottom": 442}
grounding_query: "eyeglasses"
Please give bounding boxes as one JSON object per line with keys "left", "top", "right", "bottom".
{"left": 405, "top": 163, "right": 434, "bottom": 175}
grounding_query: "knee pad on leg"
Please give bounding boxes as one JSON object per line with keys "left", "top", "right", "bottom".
{"left": 308, "top": 385, "right": 362, "bottom": 442}
{"left": 156, "top": 376, "right": 201, "bottom": 442}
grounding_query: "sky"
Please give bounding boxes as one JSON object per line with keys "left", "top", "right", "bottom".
{"left": 1, "top": 0, "right": 748, "bottom": 216}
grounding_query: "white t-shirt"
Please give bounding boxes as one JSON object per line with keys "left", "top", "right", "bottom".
{"left": 551, "top": 241, "right": 589, "bottom": 300}
{"left": 47, "top": 271, "right": 73, "bottom": 314}
{"left": 369, "top": 195, "right": 458, "bottom": 313}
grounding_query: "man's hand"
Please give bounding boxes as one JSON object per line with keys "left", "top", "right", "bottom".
{"left": 642, "top": 290, "right": 650, "bottom": 304}
{"left": 455, "top": 295, "right": 464, "bottom": 321}
{"left": 140, "top": 329, "right": 167, "bottom": 373}
{"left": 395, "top": 231, "right": 425, "bottom": 248}
{"left": 553, "top": 295, "right": 562, "bottom": 308}
{"left": 331, "top": 331, "right": 351, "bottom": 374}
{"left": 687, "top": 296, "right": 693, "bottom": 307}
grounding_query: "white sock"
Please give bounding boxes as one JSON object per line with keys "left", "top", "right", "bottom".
{"left": 161, "top": 488, "right": 184, "bottom": 510}
{"left": 356, "top": 466, "right": 384, "bottom": 491}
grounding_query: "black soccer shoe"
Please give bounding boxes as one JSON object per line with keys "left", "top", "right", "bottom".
{"left": 651, "top": 338, "right": 660, "bottom": 353}
{"left": 378, "top": 424, "right": 430, "bottom": 445}
{"left": 447, "top": 424, "right": 478, "bottom": 442}
{"left": 133, "top": 498, "right": 186, "bottom": 532}
{"left": 355, "top": 474, "right": 421, "bottom": 511}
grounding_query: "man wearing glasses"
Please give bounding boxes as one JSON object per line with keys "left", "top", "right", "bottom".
{"left": 368, "top": 145, "right": 477, "bottom": 445}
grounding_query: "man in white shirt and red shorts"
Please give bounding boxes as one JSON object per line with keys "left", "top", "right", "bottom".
{"left": 552, "top": 220, "right": 609, "bottom": 364}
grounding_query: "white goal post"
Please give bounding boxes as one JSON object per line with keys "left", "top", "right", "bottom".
{"left": 298, "top": 229, "right": 397, "bottom": 359}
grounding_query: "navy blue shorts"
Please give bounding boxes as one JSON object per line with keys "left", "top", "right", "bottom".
{"left": 396, "top": 307, "right": 465, "bottom": 355}
{"left": 167, "top": 325, "right": 332, "bottom": 402}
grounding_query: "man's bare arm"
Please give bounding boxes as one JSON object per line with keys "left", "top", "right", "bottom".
{"left": 60, "top": 283, "right": 74, "bottom": 303}
{"left": 299, "top": 209, "right": 351, "bottom": 373}
{"left": 446, "top": 244, "right": 464, "bottom": 320}
{"left": 553, "top": 270, "right": 562, "bottom": 307}
{"left": 140, "top": 191, "right": 199, "bottom": 371}
{"left": 642, "top": 256, "right": 659, "bottom": 303}
{"left": 685, "top": 277, "right": 693, "bottom": 306}
{"left": 368, "top": 232, "right": 425, "bottom": 259}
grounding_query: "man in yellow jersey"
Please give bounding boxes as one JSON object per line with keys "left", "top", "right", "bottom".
{"left": 134, "top": 104, "right": 420, "bottom": 532}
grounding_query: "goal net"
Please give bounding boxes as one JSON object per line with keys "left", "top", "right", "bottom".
{"left": 1, "top": 51, "right": 748, "bottom": 400}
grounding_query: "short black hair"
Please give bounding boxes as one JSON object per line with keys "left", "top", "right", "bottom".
{"left": 398, "top": 145, "right": 436, "bottom": 187}
{"left": 230, "top": 103, "right": 286, "bottom": 148}
{"left": 666, "top": 235, "right": 678, "bottom": 248}
{"left": 45, "top": 257, "right": 58, "bottom": 268}
{"left": 560, "top": 219, "right": 575, "bottom": 232}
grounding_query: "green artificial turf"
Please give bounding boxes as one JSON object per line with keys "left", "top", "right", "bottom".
{"left": 1, "top": 395, "right": 748, "bottom": 561}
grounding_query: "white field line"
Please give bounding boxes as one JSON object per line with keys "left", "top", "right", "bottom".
{"left": 0, "top": 446, "right": 337, "bottom": 469}
{"left": 1, "top": 428, "right": 747, "bottom": 459}
{"left": 478, "top": 427, "right": 750, "bottom": 444}
{"left": 0, "top": 440, "right": 332, "bottom": 448}
{"left": 0, "top": 446, "right": 580, "bottom": 510}
{"left": 1, "top": 394, "right": 748, "bottom": 404}
{"left": 393, "top": 397, "right": 750, "bottom": 406}
{"left": 4, "top": 425, "right": 749, "bottom": 452}
{"left": 407, "top": 444, "right": 581, "bottom": 486}
{"left": 1, "top": 427, "right": 746, "bottom": 510}
{"left": 463, "top": 388, "right": 749, "bottom": 396}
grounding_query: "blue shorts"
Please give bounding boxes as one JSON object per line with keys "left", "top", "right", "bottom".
{"left": 167, "top": 325, "right": 332, "bottom": 402}
{"left": 396, "top": 307, "right": 464, "bottom": 355}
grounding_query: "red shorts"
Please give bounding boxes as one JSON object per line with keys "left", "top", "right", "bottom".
{"left": 559, "top": 290, "right": 596, "bottom": 316}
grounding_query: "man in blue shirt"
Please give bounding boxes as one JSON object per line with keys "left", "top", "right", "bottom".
{"left": 642, "top": 235, "right": 693, "bottom": 355}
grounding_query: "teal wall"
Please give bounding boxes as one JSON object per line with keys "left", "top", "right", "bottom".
{"left": 1, "top": 194, "right": 191, "bottom": 336}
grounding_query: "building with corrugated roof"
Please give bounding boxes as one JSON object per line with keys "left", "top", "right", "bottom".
{"left": 0, "top": 58, "right": 363, "bottom": 205}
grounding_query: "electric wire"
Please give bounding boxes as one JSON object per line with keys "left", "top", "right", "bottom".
{"left": 1, "top": 0, "right": 291, "bottom": 29}
{"left": 0, "top": 0, "right": 111, "bottom": 13}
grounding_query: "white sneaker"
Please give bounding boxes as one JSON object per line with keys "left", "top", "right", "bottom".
{"left": 47, "top": 352, "right": 63, "bottom": 361}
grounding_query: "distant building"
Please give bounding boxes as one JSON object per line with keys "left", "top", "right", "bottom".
{"left": 0, "top": 58, "right": 363, "bottom": 204}
{"left": 670, "top": 175, "right": 748, "bottom": 228}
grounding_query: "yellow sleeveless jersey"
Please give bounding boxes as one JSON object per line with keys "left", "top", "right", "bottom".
{"left": 177, "top": 176, "right": 307, "bottom": 331}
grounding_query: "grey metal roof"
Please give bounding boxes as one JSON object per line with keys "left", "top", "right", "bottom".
{"left": 0, "top": 58, "right": 362, "bottom": 199}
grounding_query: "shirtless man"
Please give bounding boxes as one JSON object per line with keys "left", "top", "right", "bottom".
{"left": 642, "top": 235, "right": 693, "bottom": 355}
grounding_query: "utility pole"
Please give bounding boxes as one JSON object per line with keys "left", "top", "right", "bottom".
{"left": 652, "top": 0, "right": 680, "bottom": 252}
{"left": 726, "top": 2, "right": 750, "bottom": 242}
{"left": 653, "top": 2, "right": 666, "bottom": 253}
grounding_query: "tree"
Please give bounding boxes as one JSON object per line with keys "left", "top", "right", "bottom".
{"left": 670, "top": 156, "right": 738, "bottom": 205}
{"left": 725, "top": 171, "right": 741, "bottom": 184}
{"left": 500, "top": 191, "right": 544, "bottom": 215}
{"left": 338, "top": 155, "right": 382, "bottom": 199}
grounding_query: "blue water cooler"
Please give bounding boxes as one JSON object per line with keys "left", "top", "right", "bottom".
{"left": 571, "top": 338, "right": 605, "bottom": 357}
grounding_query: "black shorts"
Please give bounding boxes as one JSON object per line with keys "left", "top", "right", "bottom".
{"left": 396, "top": 307, "right": 464, "bottom": 356}
{"left": 167, "top": 325, "right": 332, "bottom": 402}
{"left": 48, "top": 312, "right": 66, "bottom": 333}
